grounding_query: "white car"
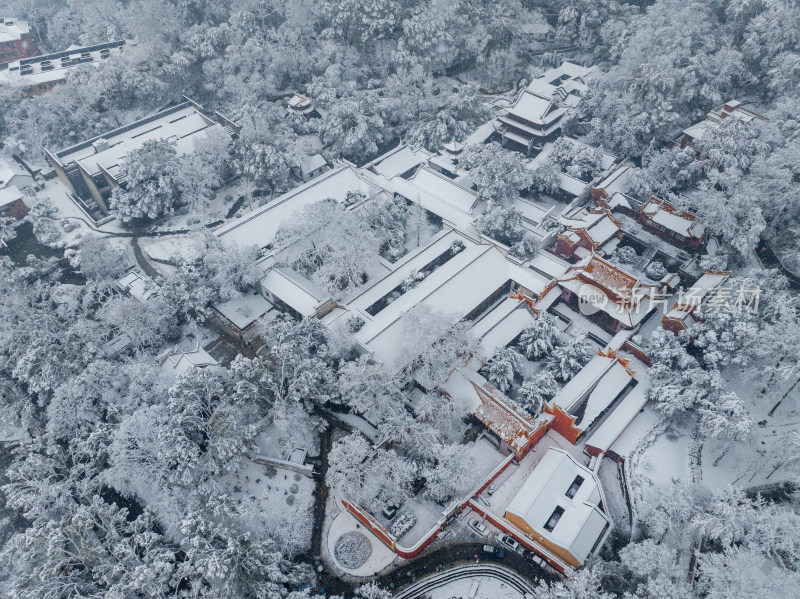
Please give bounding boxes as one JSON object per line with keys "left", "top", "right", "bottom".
{"left": 469, "top": 518, "right": 488, "bottom": 535}
{"left": 498, "top": 533, "right": 519, "bottom": 551}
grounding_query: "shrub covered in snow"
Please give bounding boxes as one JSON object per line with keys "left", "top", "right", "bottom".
{"left": 334, "top": 531, "right": 372, "bottom": 569}
{"left": 389, "top": 511, "right": 416, "bottom": 539}
{"left": 646, "top": 260, "right": 667, "bottom": 279}
{"left": 615, "top": 245, "right": 637, "bottom": 264}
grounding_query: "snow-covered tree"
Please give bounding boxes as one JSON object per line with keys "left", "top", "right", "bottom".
{"left": 475, "top": 205, "right": 526, "bottom": 247}
{"left": 401, "top": 305, "right": 477, "bottom": 386}
{"left": 109, "top": 139, "right": 184, "bottom": 223}
{"left": 547, "top": 334, "right": 594, "bottom": 382}
{"left": 459, "top": 143, "right": 533, "bottom": 203}
{"left": 548, "top": 137, "right": 604, "bottom": 182}
{"left": 422, "top": 443, "right": 478, "bottom": 503}
{"left": 484, "top": 346, "right": 524, "bottom": 393}
{"left": 276, "top": 199, "right": 380, "bottom": 298}
{"left": 517, "top": 371, "right": 560, "bottom": 414}
{"left": 517, "top": 314, "right": 562, "bottom": 360}
{"left": 202, "top": 236, "right": 262, "bottom": 300}
{"left": 76, "top": 237, "right": 130, "bottom": 283}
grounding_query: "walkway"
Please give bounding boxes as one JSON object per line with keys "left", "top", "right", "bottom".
{"left": 375, "top": 542, "right": 557, "bottom": 592}
{"left": 394, "top": 564, "right": 534, "bottom": 599}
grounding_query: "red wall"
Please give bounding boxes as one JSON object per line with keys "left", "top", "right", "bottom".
{"left": 543, "top": 404, "right": 581, "bottom": 444}
{"left": 0, "top": 198, "right": 29, "bottom": 220}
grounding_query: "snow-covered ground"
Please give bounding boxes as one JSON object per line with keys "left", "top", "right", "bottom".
{"left": 597, "top": 458, "right": 631, "bottom": 536}
{"left": 426, "top": 573, "right": 528, "bottom": 599}
{"left": 325, "top": 503, "right": 398, "bottom": 577}
{"left": 220, "top": 456, "right": 315, "bottom": 556}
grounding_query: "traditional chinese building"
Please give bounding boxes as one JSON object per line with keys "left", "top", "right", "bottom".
{"left": 497, "top": 62, "right": 600, "bottom": 156}
{"left": 544, "top": 349, "right": 636, "bottom": 444}
{"left": 556, "top": 254, "right": 660, "bottom": 332}
{"left": 638, "top": 197, "right": 704, "bottom": 251}
{"left": 504, "top": 447, "right": 612, "bottom": 568}
{"left": 590, "top": 163, "right": 635, "bottom": 206}
{"left": 680, "top": 100, "right": 767, "bottom": 149}
{"left": 470, "top": 379, "right": 552, "bottom": 459}
{"left": 555, "top": 206, "right": 622, "bottom": 261}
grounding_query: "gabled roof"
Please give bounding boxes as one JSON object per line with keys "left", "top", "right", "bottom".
{"left": 504, "top": 62, "right": 599, "bottom": 129}
{"left": 641, "top": 197, "right": 704, "bottom": 239}
{"left": 667, "top": 271, "right": 731, "bottom": 316}
{"left": 0, "top": 184, "right": 23, "bottom": 206}
{"left": 551, "top": 350, "right": 634, "bottom": 429}
{"left": 262, "top": 267, "right": 331, "bottom": 318}
{"left": 559, "top": 207, "right": 621, "bottom": 249}
{"left": 683, "top": 100, "right": 767, "bottom": 141}
{"left": 592, "top": 163, "right": 634, "bottom": 198}
{"left": 506, "top": 447, "right": 610, "bottom": 565}
{"left": 369, "top": 144, "right": 433, "bottom": 179}
{"left": 215, "top": 166, "right": 368, "bottom": 249}
{"left": 471, "top": 379, "right": 551, "bottom": 455}
{"left": 558, "top": 255, "right": 657, "bottom": 328}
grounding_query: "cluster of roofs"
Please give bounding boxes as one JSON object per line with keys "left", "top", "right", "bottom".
{"left": 0, "top": 40, "right": 126, "bottom": 95}
{"left": 0, "top": 157, "right": 31, "bottom": 221}
{"left": 32, "top": 59, "right": 769, "bottom": 572}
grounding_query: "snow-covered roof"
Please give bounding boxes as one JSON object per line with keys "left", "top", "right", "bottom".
{"left": 157, "top": 345, "right": 218, "bottom": 377}
{"left": 441, "top": 139, "right": 465, "bottom": 154}
{"left": 593, "top": 164, "right": 634, "bottom": 198}
{"left": 670, "top": 271, "right": 731, "bottom": 313}
{"left": 115, "top": 271, "right": 154, "bottom": 302}
{"left": 585, "top": 376, "right": 648, "bottom": 454}
{"left": 216, "top": 166, "right": 368, "bottom": 249}
{"left": 51, "top": 102, "right": 222, "bottom": 179}
{"left": 406, "top": 166, "right": 481, "bottom": 212}
{"left": 287, "top": 94, "right": 314, "bottom": 114}
{"left": 515, "top": 198, "right": 551, "bottom": 226}
{"left": 557, "top": 255, "right": 657, "bottom": 328}
{"left": 298, "top": 153, "right": 327, "bottom": 176}
{"left": 363, "top": 165, "right": 483, "bottom": 238}
{"left": 641, "top": 198, "right": 704, "bottom": 239}
{"left": 507, "top": 93, "right": 562, "bottom": 126}
{"left": 505, "top": 447, "right": 610, "bottom": 565}
{"left": 559, "top": 207, "right": 621, "bottom": 248}
{"left": 683, "top": 100, "right": 767, "bottom": 141}
{"left": 212, "top": 291, "right": 273, "bottom": 330}
{"left": 262, "top": 267, "right": 331, "bottom": 318}
{"left": 0, "top": 40, "right": 126, "bottom": 91}
{"left": 470, "top": 379, "right": 551, "bottom": 455}
{"left": 0, "top": 184, "right": 23, "bottom": 206}
{"left": 606, "top": 192, "right": 632, "bottom": 212}
{"left": 551, "top": 351, "right": 628, "bottom": 415}
{"left": 528, "top": 252, "right": 570, "bottom": 279}
{"left": 350, "top": 242, "right": 549, "bottom": 371}
{"left": 0, "top": 17, "right": 30, "bottom": 43}
{"left": 369, "top": 144, "right": 433, "bottom": 179}
{"left": 471, "top": 298, "right": 536, "bottom": 358}
{"left": 504, "top": 63, "right": 599, "bottom": 129}
{"left": 0, "top": 158, "right": 14, "bottom": 188}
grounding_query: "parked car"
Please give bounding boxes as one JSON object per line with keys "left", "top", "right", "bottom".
{"left": 524, "top": 551, "right": 543, "bottom": 566}
{"left": 469, "top": 518, "right": 488, "bottom": 536}
{"left": 482, "top": 544, "right": 504, "bottom": 558}
{"left": 498, "top": 533, "right": 520, "bottom": 551}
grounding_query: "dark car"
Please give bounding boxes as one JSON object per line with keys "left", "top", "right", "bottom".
{"left": 481, "top": 544, "right": 504, "bottom": 558}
